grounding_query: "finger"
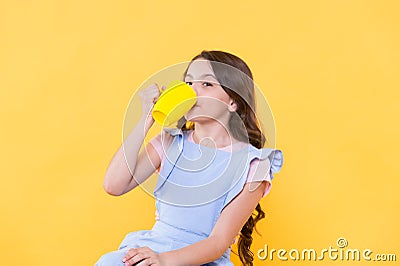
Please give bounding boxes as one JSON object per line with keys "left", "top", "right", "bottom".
{"left": 141, "top": 88, "right": 159, "bottom": 99}
{"left": 147, "top": 84, "right": 160, "bottom": 93}
{"left": 125, "top": 258, "right": 145, "bottom": 266}
{"left": 143, "top": 87, "right": 161, "bottom": 101}
{"left": 147, "top": 83, "right": 159, "bottom": 90}
{"left": 139, "top": 258, "right": 158, "bottom": 266}
{"left": 125, "top": 248, "right": 155, "bottom": 266}
{"left": 125, "top": 253, "right": 147, "bottom": 266}
{"left": 140, "top": 91, "right": 159, "bottom": 104}
{"left": 132, "top": 257, "right": 151, "bottom": 266}
{"left": 148, "top": 83, "right": 160, "bottom": 94}
{"left": 140, "top": 84, "right": 158, "bottom": 97}
{"left": 134, "top": 246, "right": 152, "bottom": 253}
{"left": 122, "top": 248, "right": 138, "bottom": 263}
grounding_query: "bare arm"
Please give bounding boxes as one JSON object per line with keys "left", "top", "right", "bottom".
{"left": 103, "top": 84, "right": 163, "bottom": 196}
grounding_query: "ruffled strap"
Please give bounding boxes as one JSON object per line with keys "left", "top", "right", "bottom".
{"left": 222, "top": 147, "right": 283, "bottom": 209}
{"left": 153, "top": 129, "right": 184, "bottom": 194}
{"left": 266, "top": 148, "right": 283, "bottom": 180}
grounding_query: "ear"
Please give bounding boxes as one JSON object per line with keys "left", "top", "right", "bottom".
{"left": 228, "top": 99, "right": 237, "bottom": 112}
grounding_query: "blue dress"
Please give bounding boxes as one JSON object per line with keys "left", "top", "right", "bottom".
{"left": 95, "top": 129, "right": 283, "bottom": 265}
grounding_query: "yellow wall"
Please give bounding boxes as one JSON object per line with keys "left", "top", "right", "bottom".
{"left": 1, "top": 1, "right": 399, "bottom": 265}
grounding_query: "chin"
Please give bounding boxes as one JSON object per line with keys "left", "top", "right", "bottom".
{"left": 184, "top": 107, "right": 199, "bottom": 121}
{"left": 185, "top": 115, "right": 219, "bottom": 124}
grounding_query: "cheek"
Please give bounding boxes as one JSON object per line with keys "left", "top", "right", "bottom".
{"left": 199, "top": 87, "right": 230, "bottom": 104}
{"left": 214, "top": 87, "right": 231, "bottom": 103}
{"left": 195, "top": 99, "right": 229, "bottom": 117}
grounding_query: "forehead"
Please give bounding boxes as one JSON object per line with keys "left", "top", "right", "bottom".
{"left": 185, "top": 59, "right": 215, "bottom": 77}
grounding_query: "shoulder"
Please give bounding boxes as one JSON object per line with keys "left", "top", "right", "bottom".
{"left": 148, "top": 129, "right": 178, "bottom": 161}
{"left": 245, "top": 147, "right": 284, "bottom": 197}
{"left": 247, "top": 147, "right": 284, "bottom": 178}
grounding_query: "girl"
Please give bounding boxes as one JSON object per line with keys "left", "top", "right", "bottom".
{"left": 96, "top": 50, "right": 283, "bottom": 266}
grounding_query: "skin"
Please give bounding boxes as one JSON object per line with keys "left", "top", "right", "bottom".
{"left": 184, "top": 59, "right": 239, "bottom": 148}
{"left": 103, "top": 59, "right": 269, "bottom": 265}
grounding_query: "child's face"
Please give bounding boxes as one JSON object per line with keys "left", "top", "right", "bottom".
{"left": 184, "top": 59, "right": 235, "bottom": 124}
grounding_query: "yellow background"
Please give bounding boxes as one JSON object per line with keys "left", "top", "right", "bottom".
{"left": 1, "top": 0, "right": 399, "bottom": 265}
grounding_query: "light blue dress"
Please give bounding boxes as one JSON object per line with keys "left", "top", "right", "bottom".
{"left": 95, "top": 129, "right": 283, "bottom": 265}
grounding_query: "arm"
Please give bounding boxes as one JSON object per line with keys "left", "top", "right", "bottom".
{"left": 103, "top": 84, "right": 163, "bottom": 196}
{"left": 159, "top": 181, "right": 269, "bottom": 265}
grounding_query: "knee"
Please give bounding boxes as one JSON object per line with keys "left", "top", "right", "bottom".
{"left": 95, "top": 251, "right": 125, "bottom": 266}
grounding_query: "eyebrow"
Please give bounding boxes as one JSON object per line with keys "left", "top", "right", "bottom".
{"left": 185, "top": 73, "right": 217, "bottom": 79}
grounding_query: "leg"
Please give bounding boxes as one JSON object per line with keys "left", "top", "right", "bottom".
{"left": 95, "top": 250, "right": 126, "bottom": 266}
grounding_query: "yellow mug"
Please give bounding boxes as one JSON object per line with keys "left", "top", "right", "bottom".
{"left": 152, "top": 80, "right": 197, "bottom": 126}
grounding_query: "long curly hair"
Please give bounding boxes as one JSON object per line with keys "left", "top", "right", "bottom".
{"left": 179, "top": 50, "right": 266, "bottom": 265}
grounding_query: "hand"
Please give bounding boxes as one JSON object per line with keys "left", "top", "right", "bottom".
{"left": 122, "top": 247, "right": 165, "bottom": 266}
{"left": 138, "top": 83, "right": 165, "bottom": 130}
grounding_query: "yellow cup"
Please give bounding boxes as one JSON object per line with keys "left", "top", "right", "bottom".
{"left": 152, "top": 80, "right": 197, "bottom": 127}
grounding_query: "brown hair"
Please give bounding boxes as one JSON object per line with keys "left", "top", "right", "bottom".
{"left": 180, "top": 50, "right": 266, "bottom": 265}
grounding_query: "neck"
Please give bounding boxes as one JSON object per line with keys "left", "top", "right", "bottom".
{"left": 192, "top": 120, "right": 237, "bottom": 148}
